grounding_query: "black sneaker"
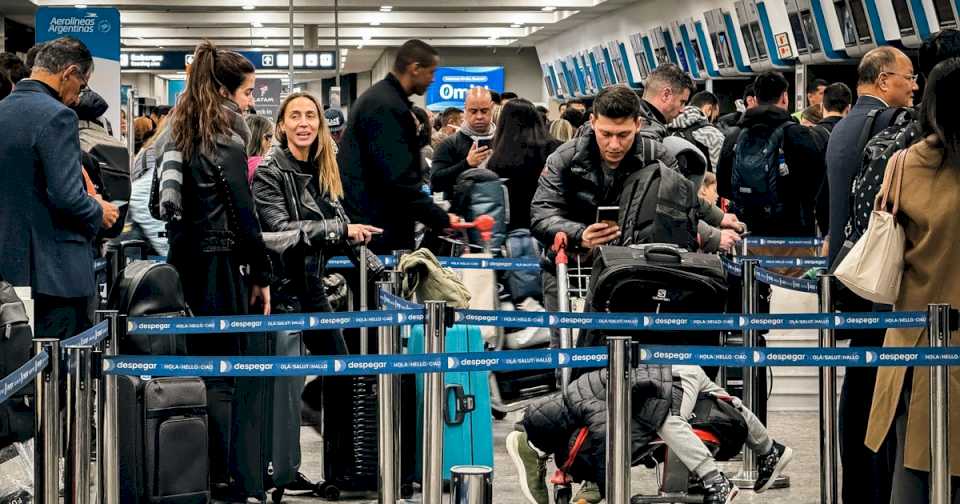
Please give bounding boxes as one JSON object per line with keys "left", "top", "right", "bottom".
{"left": 283, "top": 472, "right": 319, "bottom": 494}
{"left": 702, "top": 472, "right": 739, "bottom": 504}
{"left": 754, "top": 441, "right": 793, "bottom": 493}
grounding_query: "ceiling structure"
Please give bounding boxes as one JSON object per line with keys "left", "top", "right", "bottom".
{"left": 3, "top": 0, "right": 636, "bottom": 78}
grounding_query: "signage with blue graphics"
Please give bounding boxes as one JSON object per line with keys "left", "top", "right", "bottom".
{"left": 121, "top": 50, "right": 336, "bottom": 71}
{"left": 425, "top": 67, "right": 505, "bottom": 112}
{"left": 37, "top": 7, "right": 121, "bottom": 140}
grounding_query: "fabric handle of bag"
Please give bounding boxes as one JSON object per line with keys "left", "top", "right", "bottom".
{"left": 878, "top": 149, "right": 907, "bottom": 215}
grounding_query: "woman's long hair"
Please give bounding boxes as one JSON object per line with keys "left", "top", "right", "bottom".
{"left": 244, "top": 114, "right": 273, "bottom": 157}
{"left": 170, "top": 40, "right": 255, "bottom": 160}
{"left": 487, "top": 98, "right": 555, "bottom": 174}
{"left": 275, "top": 92, "right": 343, "bottom": 200}
{"left": 920, "top": 57, "right": 960, "bottom": 164}
{"left": 549, "top": 118, "right": 574, "bottom": 143}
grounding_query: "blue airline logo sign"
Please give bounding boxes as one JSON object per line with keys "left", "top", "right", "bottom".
{"left": 426, "top": 67, "right": 505, "bottom": 111}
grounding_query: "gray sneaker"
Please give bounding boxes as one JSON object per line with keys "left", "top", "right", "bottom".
{"left": 572, "top": 481, "right": 602, "bottom": 503}
{"left": 505, "top": 431, "right": 548, "bottom": 504}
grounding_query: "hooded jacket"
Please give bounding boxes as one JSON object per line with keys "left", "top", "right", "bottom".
{"left": 521, "top": 365, "right": 675, "bottom": 496}
{"left": 716, "top": 105, "right": 822, "bottom": 237}
{"left": 668, "top": 106, "right": 725, "bottom": 170}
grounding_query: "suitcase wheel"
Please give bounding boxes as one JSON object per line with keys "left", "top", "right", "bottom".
{"left": 271, "top": 488, "right": 284, "bottom": 503}
{"left": 401, "top": 483, "right": 415, "bottom": 499}
{"left": 317, "top": 483, "right": 340, "bottom": 501}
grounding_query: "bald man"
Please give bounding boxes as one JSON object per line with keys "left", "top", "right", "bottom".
{"left": 824, "top": 45, "right": 917, "bottom": 504}
{"left": 430, "top": 87, "right": 496, "bottom": 195}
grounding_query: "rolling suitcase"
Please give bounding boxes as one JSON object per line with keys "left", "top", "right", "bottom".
{"left": 579, "top": 244, "right": 728, "bottom": 349}
{"left": 409, "top": 324, "right": 494, "bottom": 481}
{"left": 117, "top": 376, "right": 210, "bottom": 504}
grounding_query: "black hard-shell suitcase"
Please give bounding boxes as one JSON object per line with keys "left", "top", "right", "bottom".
{"left": 579, "top": 244, "right": 728, "bottom": 349}
{"left": 118, "top": 376, "right": 210, "bottom": 504}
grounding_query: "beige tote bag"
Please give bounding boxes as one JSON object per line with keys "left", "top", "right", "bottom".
{"left": 835, "top": 148, "right": 907, "bottom": 305}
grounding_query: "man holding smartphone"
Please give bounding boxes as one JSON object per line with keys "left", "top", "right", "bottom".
{"left": 430, "top": 87, "right": 497, "bottom": 195}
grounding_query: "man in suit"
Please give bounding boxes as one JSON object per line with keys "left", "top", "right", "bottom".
{"left": 0, "top": 37, "right": 118, "bottom": 340}
{"left": 825, "top": 46, "right": 917, "bottom": 504}
{"left": 338, "top": 39, "right": 457, "bottom": 254}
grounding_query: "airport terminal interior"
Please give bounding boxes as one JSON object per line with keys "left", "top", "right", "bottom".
{"left": 0, "top": 0, "right": 958, "bottom": 502}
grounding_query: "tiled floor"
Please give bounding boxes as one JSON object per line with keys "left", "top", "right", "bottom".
{"left": 281, "top": 410, "right": 823, "bottom": 503}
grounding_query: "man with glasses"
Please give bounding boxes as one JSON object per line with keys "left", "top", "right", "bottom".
{"left": 0, "top": 36, "right": 118, "bottom": 343}
{"left": 824, "top": 45, "right": 917, "bottom": 504}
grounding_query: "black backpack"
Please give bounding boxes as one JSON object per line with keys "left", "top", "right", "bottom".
{"left": 451, "top": 167, "right": 510, "bottom": 250}
{"left": 843, "top": 108, "right": 921, "bottom": 245}
{"left": 0, "top": 280, "right": 34, "bottom": 449}
{"left": 730, "top": 122, "right": 790, "bottom": 221}
{"left": 108, "top": 261, "right": 190, "bottom": 356}
{"left": 617, "top": 160, "right": 700, "bottom": 251}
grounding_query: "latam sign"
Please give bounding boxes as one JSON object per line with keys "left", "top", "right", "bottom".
{"left": 425, "top": 66, "right": 505, "bottom": 112}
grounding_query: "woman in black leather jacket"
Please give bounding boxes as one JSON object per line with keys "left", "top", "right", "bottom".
{"left": 158, "top": 41, "right": 272, "bottom": 500}
{"left": 252, "top": 91, "right": 382, "bottom": 354}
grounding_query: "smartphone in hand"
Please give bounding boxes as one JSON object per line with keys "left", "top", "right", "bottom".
{"left": 596, "top": 206, "right": 620, "bottom": 225}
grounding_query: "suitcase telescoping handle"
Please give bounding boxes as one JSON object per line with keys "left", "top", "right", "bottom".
{"left": 443, "top": 384, "right": 475, "bottom": 426}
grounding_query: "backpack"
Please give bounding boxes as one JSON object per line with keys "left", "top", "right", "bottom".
{"left": 80, "top": 121, "right": 131, "bottom": 239}
{"left": 671, "top": 122, "right": 713, "bottom": 172}
{"left": 686, "top": 391, "right": 749, "bottom": 462}
{"left": 107, "top": 260, "right": 190, "bottom": 356}
{"left": 730, "top": 122, "right": 790, "bottom": 221}
{"left": 843, "top": 108, "right": 921, "bottom": 245}
{"left": 617, "top": 161, "right": 700, "bottom": 251}
{"left": 451, "top": 167, "right": 510, "bottom": 250}
{"left": 0, "top": 280, "right": 34, "bottom": 449}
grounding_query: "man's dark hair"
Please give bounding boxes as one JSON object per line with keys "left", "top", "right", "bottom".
{"left": 566, "top": 98, "right": 583, "bottom": 107}
{"left": 490, "top": 90, "right": 501, "bottom": 104}
{"left": 858, "top": 46, "right": 899, "bottom": 86}
{"left": 822, "top": 82, "right": 853, "bottom": 113}
{"left": 754, "top": 71, "right": 789, "bottom": 105}
{"left": 501, "top": 91, "right": 519, "bottom": 101}
{"left": 0, "top": 53, "right": 29, "bottom": 83}
{"left": 441, "top": 107, "right": 462, "bottom": 125}
{"left": 33, "top": 37, "right": 93, "bottom": 76}
{"left": 807, "top": 78, "right": 828, "bottom": 95}
{"left": 561, "top": 107, "right": 585, "bottom": 128}
{"left": 393, "top": 39, "right": 438, "bottom": 74}
{"left": 593, "top": 84, "right": 642, "bottom": 120}
{"left": 690, "top": 90, "right": 719, "bottom": 109}
{"left": 919, "top": 29, "right": 960, "bottom": 78}
{"left": 25, "top": 43, "right": 46, "bottom": 69}
{"left": 742, "top": 83, "right": 756, "bottom": 102}
{"left": 0, "top": 69, "right": 12, "bottom": 100}
{"left": 643, "top": 63, "right": 694, "bottom": 98}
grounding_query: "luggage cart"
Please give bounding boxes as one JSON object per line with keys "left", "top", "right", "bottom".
{"left": 553, "top": 232, "right": 593, "bottom": 393}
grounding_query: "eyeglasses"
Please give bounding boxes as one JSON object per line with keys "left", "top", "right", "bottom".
{"left": 881, "top": 70, "right": 918, "bottom": 83}
{"left": 71, "top": 67, "right": 90, "bottom": 91}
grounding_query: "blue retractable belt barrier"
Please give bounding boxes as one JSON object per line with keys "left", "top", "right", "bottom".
{"left": 729, "top": 255, "right": 828, "bottom": 269}
{"left": 103, "top": 347, "right": 609, "bottom": 377}
{"left": 721, "top": 257, "right": 820, "bottom": 293}
{"left": 127, "top": 308, "right": 928, "bottom": 334}
{"left": 0, "top": 351, "right": 49, "bottom": 405}
{"left": 327, "top": 255, "right": 541, "bottom": 271}
{"left": 102, "top": 345, "right": 960, "bottom": 378}
{"left": 746, "top": 237, "right": 824, "bottom": 247}
{"left": 61, "top": 320, "right": 110, "bottom": 348}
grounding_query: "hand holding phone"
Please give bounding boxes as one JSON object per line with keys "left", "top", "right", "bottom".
{"left": 596, "top": 206, "right": 620, "bottom": 226}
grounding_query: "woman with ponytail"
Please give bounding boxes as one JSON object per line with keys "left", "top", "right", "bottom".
{"left": 155, "top": 40, "right": 273, "bottom": 501}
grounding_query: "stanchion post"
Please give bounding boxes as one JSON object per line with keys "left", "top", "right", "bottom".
{"left": 377, "top": 280, "right": 400, "bottom": 504}
{"left": 732, "top": 259, "right": 760, "bottom": 488}
{"left": 100, "top": 311, "right": 121, "bottom": 504}
{"left": 33, "top": 338, "right": 60, "bottom": 504}
{"left": 422, "top": 300, "right": 447, "bottom": 504}
{"left": 928, "top": 303, "right": 952, "bottom": 504}
{"left": 360, "top": 244, "right": 370, "bottom": 355}
{"left": 449, "top": 466, "right": 493, "bottom": 504}
{"left": 605, "top": 336, "right": 631, "bottom": 503}
{"left": 818, "top": 274, "right": 838, "bottom": 504}
{"left": 65, "top": 344, "right": 93, "bottom": 504}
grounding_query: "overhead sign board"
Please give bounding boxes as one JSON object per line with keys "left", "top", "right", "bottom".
{"left": 425, "top": 66, "right": 505, "bottom": 112}
{"left": 121, "top": 50, "right": 336, "bottom": 71}
{"left": 253, "top": 78, "right": 283, "bottom": 120}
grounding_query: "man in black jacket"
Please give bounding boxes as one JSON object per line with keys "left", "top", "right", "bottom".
{"left": 809, "top": 82, "right": 852, "bottom": 237}
{"left": 338, "top": 39, "right": 457, "bottom": 253}
{"left": 637, "top": 63, "right": 694, "bottom": 141}
{"left": 717, "top": 71, "right": 822, "bottom": 239}
{"left": 429, "top": 87, "right": 495, "bottom": 196}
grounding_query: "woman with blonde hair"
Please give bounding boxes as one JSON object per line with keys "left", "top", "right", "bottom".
{"left": 549, "top": 117, "right": 575, "bottom": 142}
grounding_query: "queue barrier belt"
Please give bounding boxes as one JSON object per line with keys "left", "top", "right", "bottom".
{"left": 101, "top": 345, "right": 960, "bottom": 378}
{"left": 61, "top": 320, "right": 110, "bottom": 348}
{"left": 0, "top": 351, "right": 49, "bottom": 405}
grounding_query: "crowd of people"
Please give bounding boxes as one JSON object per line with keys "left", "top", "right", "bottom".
{"left": 1, "top": 29, "right": 959, "bottom": 504}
